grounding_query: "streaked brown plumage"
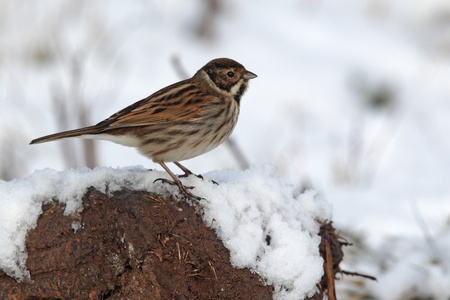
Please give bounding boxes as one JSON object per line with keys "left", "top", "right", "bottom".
{"left": 30, "top": 58, "right": 257, "bottom": 199}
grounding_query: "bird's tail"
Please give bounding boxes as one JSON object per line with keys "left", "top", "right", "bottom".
{"left": 30, "top": 126, "right": 101, "bottom": 145}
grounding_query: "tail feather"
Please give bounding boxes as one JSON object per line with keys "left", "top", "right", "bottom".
{"left": 30, "top": 126, "right": 100, "bottom": 145}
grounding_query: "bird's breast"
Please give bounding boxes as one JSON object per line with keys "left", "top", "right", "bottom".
{"left": 139, "top": 99, "right": 240, "bottom": 163}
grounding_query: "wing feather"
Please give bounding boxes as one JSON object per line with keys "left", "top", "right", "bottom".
{"left": 95, "top": 79, "right": 223, "bottom": 130}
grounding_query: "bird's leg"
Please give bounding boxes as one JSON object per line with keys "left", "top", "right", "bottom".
{"left": 154, "top": 162, "right": 202, "bottom": 200}
{"left": 173, "top": 161, "right": 203, "bottom": 179}
{"left": 174, "top": 161, "right": 218, "bottom": 185}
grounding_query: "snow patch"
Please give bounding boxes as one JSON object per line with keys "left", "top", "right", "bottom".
{"left": 0, "top": 165, "right": 331, "bottom": 299}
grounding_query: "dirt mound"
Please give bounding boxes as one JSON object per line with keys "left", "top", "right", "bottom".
{"left": 0, "top": 187, "right": 344, "bottom": 299}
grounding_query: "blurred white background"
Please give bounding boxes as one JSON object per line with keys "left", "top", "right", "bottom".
{"left": 1, "top": 0, "right": 450, "bottom": 298}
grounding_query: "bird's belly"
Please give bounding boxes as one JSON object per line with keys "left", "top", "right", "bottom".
{"left": 82, "top": 133, "right": 141, "bottom": 147}
{"left": 138, "top": 117, "right": 238, "bottom": 163}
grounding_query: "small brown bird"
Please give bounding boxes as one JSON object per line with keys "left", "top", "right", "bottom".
{"left": 30, "top": 58, "right": 257, "bottom": 199}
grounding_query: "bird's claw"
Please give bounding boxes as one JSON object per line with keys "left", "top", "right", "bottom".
{"left": 154, "top": 178, "right": 194, "bottom": 189}
{"left": 177, "top": 173, "right": 204, "bottom": 180}
{"left": 153, "top": 178, "right": 200, "bottom": 200}
{"left": 176, "top": 173, "right": 219, "bottom": 185}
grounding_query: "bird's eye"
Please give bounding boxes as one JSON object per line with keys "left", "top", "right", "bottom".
{"left": 227, "top": 71, "right": 235, "bottom": 78}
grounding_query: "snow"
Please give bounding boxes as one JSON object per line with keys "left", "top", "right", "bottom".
{"left": 364, "top": 229, "right": 450, "bottom": 299}
{"left": 0, "top": 165, "right": 331, "bottom": 299}
{"left": 0, "top": 166, "right": 155, "bottom": 280}
{"left": 198, "top": 165, "right": 332, "bottom": 299}
{"left": 1, "top": 0, "right": 450, "bottom": 298}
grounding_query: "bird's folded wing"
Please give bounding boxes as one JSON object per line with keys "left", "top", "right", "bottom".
{"left": 97, "top": 95, "right": 223, "bottom": 129}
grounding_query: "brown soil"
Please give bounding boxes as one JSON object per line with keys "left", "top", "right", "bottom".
{"left": 0, "top": 187, "right": 345, "bottom": 299}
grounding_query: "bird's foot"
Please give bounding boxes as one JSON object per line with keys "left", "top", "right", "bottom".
{"left": 177, "top": 171, "right": 220, "bottom": 186}
{"left": 177, "top": 171, "right": 203, "bottom": 180}
{"left": 172, "top": 161, "right": 217, "bottom": 184}
{"left": 177, "top": 172, "right": 219, "bottom": 185}
{"left": 153, "top": 178, "right": 202, "bottom": 200}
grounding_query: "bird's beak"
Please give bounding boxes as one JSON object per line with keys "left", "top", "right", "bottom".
{"left": 243, "top": 70, "right": 257, "bottom": 80}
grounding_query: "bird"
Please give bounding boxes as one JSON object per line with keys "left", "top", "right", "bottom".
{"left": 30, "top": 58, "right": 257, "bottom": 199}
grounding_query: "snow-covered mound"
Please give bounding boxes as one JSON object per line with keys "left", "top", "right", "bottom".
{"left": 0, "top": 165, "right": 332, "bottom": 299}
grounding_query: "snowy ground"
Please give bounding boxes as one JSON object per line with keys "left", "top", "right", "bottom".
{"left": 1, "top": 0, "right": 450, "bottom": 298}
{"left": 0, "top": 166, "right": 331, "bottom": 299}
